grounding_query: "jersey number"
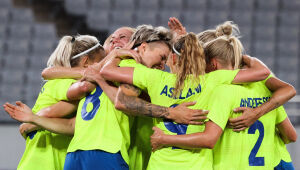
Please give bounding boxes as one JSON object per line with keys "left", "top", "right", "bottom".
{"left": 163, "top": 104, "right": 188, "bottom": 149}
{"left": 248, "top": 120, "right": 265, "bottom": 166}
{"left": 81, "top": 86, "right": 103, "bottom": 121}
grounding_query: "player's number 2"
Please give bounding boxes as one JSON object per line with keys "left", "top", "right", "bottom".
{"left": 248, "top": 120, "right": 265, "bottom": 166}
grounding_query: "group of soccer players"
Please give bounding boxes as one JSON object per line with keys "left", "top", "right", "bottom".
{"left": 3, "top": 17, "right": 298, "bottom": 170}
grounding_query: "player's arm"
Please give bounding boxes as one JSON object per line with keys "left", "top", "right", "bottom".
{"left": 276, "top": 118, "right": 297, "bottom": 144}
{"left": 42, "top": 66, "right": 85, "bottom": 80}
{"left": 115, "top": 84, "right": 208, "bottom": 125}
{"left": 67, "top": 81, "right": 96, "bottom": 100}
{"left": 3, "top": 102, "right": 75, "bottom": 135}
{"left": 100, "top": 49, "right": 143, "bottom": 84}
{"left": 232, "top": 55, "right": 271, "bottom": 84}
{"left": 229, "top": 77, "right": 296, "bottom": 131}
{"left": 151, "top": 121, "right": 223, "bottom": 150}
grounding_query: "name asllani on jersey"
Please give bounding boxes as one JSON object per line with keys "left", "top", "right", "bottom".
{"left": 160, "top": 84, "right": 201, "bottom": 99}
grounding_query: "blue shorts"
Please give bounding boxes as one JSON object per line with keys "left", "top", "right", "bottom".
{"left": 274, "top": 160, "right": 294, "bottom": 170}
{"left": 64, "top": 150, "right": 128, "bottom": 170}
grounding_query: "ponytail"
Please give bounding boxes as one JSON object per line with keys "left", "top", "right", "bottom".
{"left": 47, "top": 36, "right": 73, "bottom": 68}
{"left": 47, "top": 35, "right": 102, "bottom": 68}
{"left": 173, "top": 33, "right": 206, "bottom": 96}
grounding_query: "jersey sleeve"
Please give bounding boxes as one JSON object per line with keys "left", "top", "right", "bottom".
{"left": 275, "top": 106, "right": 288, "bottom": 124}
{"left": 262, "top": 72, "right": 275, "bottom": 84}
{"left": 53, "top": 79, "right": 76, "bottom": 101}
{"left": 213, "top": 70, "right": 240, "bottom": 85}
{"left": 206, "top": 85, "right": 236, "bottom": 130}
{"left": 119, "top": 59, "right": 145, "bottom": 68}
{"left": 133, "top": 67, "right": 162, "bottom": 92}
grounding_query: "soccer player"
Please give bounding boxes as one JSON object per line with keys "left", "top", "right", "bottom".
{"left": 5, "top": 35, "right": 105, "bottom": 170}
{"left": 150, "top": 35, "right": 297, "bottom": 170}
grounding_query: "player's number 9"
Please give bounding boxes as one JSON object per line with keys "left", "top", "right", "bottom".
{"left": 163, "top": 104, "right": 188, "bottom": 149}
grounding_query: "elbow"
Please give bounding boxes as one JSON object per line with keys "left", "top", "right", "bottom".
{"left": 289, "top": 85, "right": 297, "bottom": 98}
{"left": 114, "top": 96, "right": 125, "bottom": 111}
{"left": 79, "top": 81, "right": 92, "bottom": 93}
{"left": 41, "top": 68, "right": 50, "bottom": 79}
{"left": 289, "top": 133, "right": 297, "bottom": 143}
{"left": 261, "top": 67, "right": 271, "bottom": 80}
{"left": 201, "top": 135, "right": 218, "bottom": 149}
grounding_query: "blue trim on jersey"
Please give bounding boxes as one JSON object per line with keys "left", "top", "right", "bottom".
{"left": 27, "top": 130, "right": 37, "bottom": 139}
{"left": 274, "top": 159, "right": 294, "bottom": 170}
{"left": 64, "top": 150, "right": 128, "bottom": 170}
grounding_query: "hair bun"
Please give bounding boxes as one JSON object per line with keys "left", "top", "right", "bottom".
{"left": 216, "top": 21, "right": 234, "bottom": 37}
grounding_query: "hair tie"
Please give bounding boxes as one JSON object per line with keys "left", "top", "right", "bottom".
{"left": 71, "top": 36, "right": 76, "bottom": 43}
{"left": 172, "top": 44, "right": 181, "bottom": 56}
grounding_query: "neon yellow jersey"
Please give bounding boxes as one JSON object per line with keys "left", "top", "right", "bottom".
{"left": 67, "top": 59, "right": 143, "bottom": 165}
{"left": 207, "top": 82, "right": 286, "bottom": 170}
{"left": 133, "top": 67, "right": 239, "bottom": 170}
{"left": 18, "top": 79, "right": 76, "bottom": 170}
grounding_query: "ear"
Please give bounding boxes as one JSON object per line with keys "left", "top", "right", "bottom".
{"left": 138, "top": 42, "right": 147, "bottom": 55}
{"left": 210, "top": 58, "right": 218, "bottom": 70}
{"left": 82, "top": 55, "right": 89, "bottom": 68}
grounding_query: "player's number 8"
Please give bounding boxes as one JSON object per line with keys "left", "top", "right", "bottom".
{"left": 81, "top": 86, "right": 103, "bottom": 121}
{"left": 248, "top": 120, "right": 265, "bottom": 166}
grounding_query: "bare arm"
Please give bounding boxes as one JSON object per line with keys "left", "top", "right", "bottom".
{"left": 42, "top": 67, "right": 85, "bottom": 80}
{"left": 151, "top": 121, "right": 223, "bottom": 151}
{"left": 3, "top": 102, "right": 75, "bottom": 135}
{"left": 67, "top": 81, "right": 96, "bottom": 101}
{"left": 114, "top": 84, "right": 208, "bottom": 124}
{"left": 276, "top": 118, "right": 297, "bottom": 144}
{"left": 229, "top": 77, "right": 296, "bottom": 131}
{"left": 232, "top": 55, "right": 271, "bottom": 84}
{"left": 35, "top": 101, "right": 78, "bottom": 118}
{"left": 100, "top": 57, "right": 134, "bottom": 84}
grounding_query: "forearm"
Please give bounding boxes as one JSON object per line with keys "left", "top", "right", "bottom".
{"left": 233, "top": 57, "right": 270, "bottom": 84}
{"left": 36, "top": 101, "right": 77, "bottom": 118}
{"left": 100, "top": 58, "right": 134, "bottom": 84}
{"left": 256, "top": 78, "right": 296, "bottom": 118}
{"left": 163, "top": 132, "right": 215, "bottom": 149}
{"left": 115, "top": 86, "right": 170, "bottom": 118}
{"left": 31, "top": 115, "right": 75, "bottom": 135}
{"left": 42, "top": 67, "right": 84, "bottom": 80}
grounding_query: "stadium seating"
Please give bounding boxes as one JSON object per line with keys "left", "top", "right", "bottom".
{"left": 0, "top": 0, "right": 299, "bottom": 125}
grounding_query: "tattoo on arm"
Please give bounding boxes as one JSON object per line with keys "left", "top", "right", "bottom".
{"left": 118, "top": 84, "right": 169, "bottom": 118}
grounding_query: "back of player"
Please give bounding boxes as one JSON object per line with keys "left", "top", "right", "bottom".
{"left": 18, "top": 79, "right": 75, "bottom": 170}
{"left": 209, "top": 82, "right": 285, "bottom": 170}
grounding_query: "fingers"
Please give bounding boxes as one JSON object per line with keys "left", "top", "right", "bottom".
{"left": 180, "top": 101, "right": 196, "bottom": 107}
{"left": 229, "top": 117, "right": 243, "bottom": 125}
{"left": 152, "top": 126, "right": 160, "bottom": 131}
{"left": 233, "top": 127, "right": 247, "bottom": 132}
{"left": 188, "top": 121, "right": 205, "bottom": 125}
{"left": 15, "top": 101, "right": 25, "bottom": 107}
{"left": 233, "top": 107, "right": 247, "bottom": 113}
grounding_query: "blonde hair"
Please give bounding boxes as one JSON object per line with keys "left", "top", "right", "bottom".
{"left": 197, "top": 21, "right": 239, "bottom": 43}
{"left": 173, "top": 33, "right": 206, "bottom": 96}
{"left": 130, "top": 25, "right": 173, "bottom": 49}
{"left": 47, "top": 35, "right": 103, "bottom": 68}
{"left": 204, "top": 35, "right": 243, "bottom": 69}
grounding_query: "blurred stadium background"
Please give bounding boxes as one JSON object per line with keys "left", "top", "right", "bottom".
{"left": 0, "top": 0, "right": 299, "bottom": 169}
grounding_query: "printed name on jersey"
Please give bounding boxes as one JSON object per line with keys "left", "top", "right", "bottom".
{"left": 160, "top": 84, "right": 201, "bottom": 99}
{"left": 240, "top": 97, "right": 270, "bottom": 108}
